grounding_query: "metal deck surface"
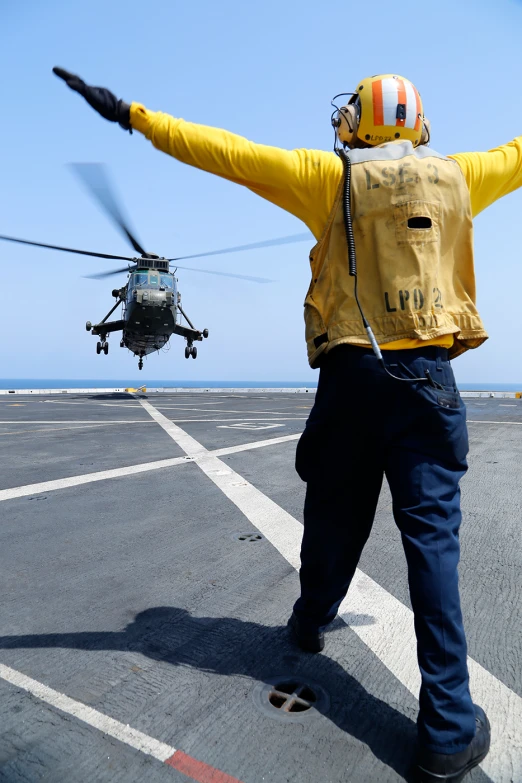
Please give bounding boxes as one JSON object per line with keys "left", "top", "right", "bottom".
{"left": 0, "top": 392, "right": 520, "bottom": 783}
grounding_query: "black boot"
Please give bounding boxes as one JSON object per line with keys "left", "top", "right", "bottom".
{"left": 287, "top": 611, "right": 325, "bottom": 653}
{"left": 416, "top": 705, "right": 490, "bottom": 782}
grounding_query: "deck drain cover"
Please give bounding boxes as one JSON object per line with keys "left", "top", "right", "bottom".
{"left": 236, "top": 532, "right": 264, "bottom": 542}
{"left": 252, "top": 676, "right": 329, "bottom": 722}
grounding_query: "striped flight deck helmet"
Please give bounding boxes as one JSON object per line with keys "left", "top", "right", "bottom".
{"left": 334, "top": 74, "right": 430, "bottom": 149}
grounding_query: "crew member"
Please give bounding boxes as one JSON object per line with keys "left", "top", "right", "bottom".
{"left": 54, "top": 67, "right": 522, "bottom": 781}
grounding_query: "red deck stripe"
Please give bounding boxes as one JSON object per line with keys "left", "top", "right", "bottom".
{"left": 165, "top": 750, "right": 244, "bottom": 783}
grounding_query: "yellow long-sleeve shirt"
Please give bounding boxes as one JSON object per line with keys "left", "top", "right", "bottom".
{"left": 130, "top": 103, "right": 522, "bottom": 351}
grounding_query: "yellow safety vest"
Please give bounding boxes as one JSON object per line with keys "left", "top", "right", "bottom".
{"left": 305, "top": 141, "right": 488, "bottom": 367}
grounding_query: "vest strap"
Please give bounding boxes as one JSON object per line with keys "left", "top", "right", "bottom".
{"left": 314, "top": 332, "right": 328, "bottom": 349}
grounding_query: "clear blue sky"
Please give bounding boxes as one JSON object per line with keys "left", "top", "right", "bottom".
{"left": 1, "top": 0, "right": 521, "bottom": 383}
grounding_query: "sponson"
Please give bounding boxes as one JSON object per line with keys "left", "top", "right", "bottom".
{"left": 305, "top": 141, "right": 488, "bottom": 368}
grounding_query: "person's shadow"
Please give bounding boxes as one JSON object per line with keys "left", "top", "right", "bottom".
{"left": 0, "top": 607, "right": 492, "bottom": 782}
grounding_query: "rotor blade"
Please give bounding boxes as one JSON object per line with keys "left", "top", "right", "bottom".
{"left": 0, "top": 234, "right": 134, "bottom": 261}
{"left": 173, "top": 265, "right": 273, "bottom": 283}
{"left": 84, "top": 265, "right": 136, "bottom": 279}
{"left": 70, "top": 163, "right": 148, "bottom": 256}
{"left": 168, "top": 232, "right": 313, "bottom": 263}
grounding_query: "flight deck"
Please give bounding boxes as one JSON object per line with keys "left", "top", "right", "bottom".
{"left": 0, "top": 392, "right": 520, "bottom": 783}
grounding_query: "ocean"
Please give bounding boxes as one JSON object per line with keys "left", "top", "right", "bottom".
{"left": 0, "top": 379, "right": 521, "bottom": 391}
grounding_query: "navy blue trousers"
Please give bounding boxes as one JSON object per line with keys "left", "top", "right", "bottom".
{"left": 294, "top": 345, "right": 476, "bottom": 753}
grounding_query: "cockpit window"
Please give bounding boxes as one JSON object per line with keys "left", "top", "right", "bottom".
{"left": 149, "top": 275, "right": 158, "bottom": 285}
{"left": 160, "top": 275, "right": 174, "bottom": 289}
{"left": 131, "top": 272, "right": 148, "bottom": 287}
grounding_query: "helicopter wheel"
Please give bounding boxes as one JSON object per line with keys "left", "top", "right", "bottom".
{"left": 138, "top": 359, "right": 143, "bottom": 370}
{"left": 185, "top": 346, "right": 190, "bottom": 359}
{"left": 191, "top": 346, "right": 197, "bottom": 359}
{"left": 86, "top": 321, "right": 92, "bottom": 332}
{"left": 203, "top": 329, "right": 209, "bottom": 339}
{"left": 103, "top": 342, "right": 109, "bottom": 355}
{"left": 96, "top": 342, "right": 102, "bottom": 355}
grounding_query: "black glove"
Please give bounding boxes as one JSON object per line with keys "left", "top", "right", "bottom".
{"left": 53, "top": 67, "right": 132, "bottom": 132}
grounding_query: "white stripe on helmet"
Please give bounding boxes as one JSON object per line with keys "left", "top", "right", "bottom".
{"left": 381, "top": 77, "right": 399, "bottom": 127}
{"left": 404, "top": 80, "right": 418, "bottom": 130}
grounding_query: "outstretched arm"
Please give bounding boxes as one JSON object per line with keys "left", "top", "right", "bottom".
{"left": 53, "top": 67, "right": 341, "bottom": 239}
{"left": 450, "top": 137, "right": 522, "bottom": 217}
{"left": 130, "top": 103, "right": 340, "bottom": 238}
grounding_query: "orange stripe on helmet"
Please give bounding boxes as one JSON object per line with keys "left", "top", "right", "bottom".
{"left": 414, "top": 86, "right": 422, "bottom": 131}
{"left": 372, "top": 80, "right": 384, "bottom": 127}
{"left": 395, "top": 79, "right": 407, "bottom": 126}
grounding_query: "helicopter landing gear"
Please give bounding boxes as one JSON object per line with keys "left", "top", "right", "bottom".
{"left": 96, "top": 339, "right": 109, "bottom": 355}
{"left": 185, "top": 343, "right": 197, "bottom": 359}
{"left": 203, "top": 329, "right": 209, "bottom": 339}
{"left": 96, "top": 342, "right": 102, "bottom": 355}
{"left": 138, "top": 358, "right": 143, "bottom": 370}
{"left": 86, "top": 321, "right": 92, "bottom": 332}
{"left": 120, "top": 339, "right": 125, "bottom": 348}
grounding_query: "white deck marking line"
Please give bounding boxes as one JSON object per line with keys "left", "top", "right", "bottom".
{"left": 155, "top": 406, "right": 294, "bottom": 415}
{"left": 0, "top": 662, "right": 175, "bottom": 761}
{"left": 213, "top": 433, "right": 299, "bottom": 457}
{"left": 0, "top": 418, "right": 304, "bottom": 424}
{"left": 468, "top": 420, "right": 522, "bottom": 425}
{"left": 217, "top": 423, "right": 285, "bottom": 431}
{"left": 160, "top": 402, "right": 227, "bottom": 405}
{"left": 44, "top": 401, "right": 109, "bottom": 405}
{"left": 141, "top": 402, "right": 211, "bottom": 456}
{"left": 0, "top": 421, "right": 154, "bottom": 425}
{"left": 157, "top": 417, "right": 306, "bottom": 423}
{"left": 142, "top": 401, "right": 228, "bottom": 406}
{"left": 0, "top": 664, "right": 245, "bottom": 783}
{"left": 46, "top": 401, "right": 142, "bottom": 408}
{"left": 0, "top": 423, "right": 135, "bottom": 437}
{"left": 0, "top": 456, "right": 189, "bottom": 501}
{"left": 140, "top": 400, "right": 522, "bottom": 782}
{"left": 0, "top": 434, "right": 300, "bottom": 502}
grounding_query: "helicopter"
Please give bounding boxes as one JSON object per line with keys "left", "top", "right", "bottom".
{"left": 0, "top": 164, "right": 311, "bottom": 370}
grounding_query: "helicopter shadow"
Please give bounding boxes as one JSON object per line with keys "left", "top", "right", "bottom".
{"left": 86, "top": 393, "right": 140, "bottom": 400}
{"left": 0, "top": 606, "right": 433, "bottom": 781}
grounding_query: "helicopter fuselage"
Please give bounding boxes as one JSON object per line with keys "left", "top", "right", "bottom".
{"left": 122, "top": 267, "right": 178, "bottom": 356}
{"left": 87, "top": 257, "right": 207, "bottom": 368}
